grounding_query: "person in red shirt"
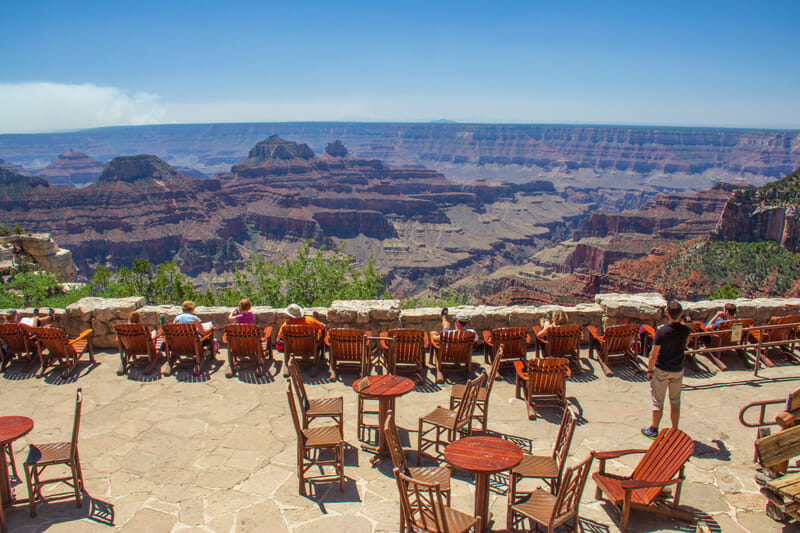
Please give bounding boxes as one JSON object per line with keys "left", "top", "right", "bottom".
{"left": 276, "top": 304, "right": 325, "bottom": 351}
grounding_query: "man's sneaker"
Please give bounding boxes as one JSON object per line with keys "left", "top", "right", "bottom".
{"left": 641, "top": 426, "right": 659, "bottom": 439}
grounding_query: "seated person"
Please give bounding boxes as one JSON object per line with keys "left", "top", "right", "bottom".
{"left": 228, "top": 299, "right": 255, "bottom": 325}
{"left": 538, "top": 309, "right": 569, "bottom": 338}
{"left": 276, "top": 303, "right": 325, "bottom": 350}
{"left": 431, "top": 311, "right": 476, "bottom": 345}
{"left": 174, "top": 300, "right": 210, "bottom": 336}
{"left": 129, "top": 310, "right": 158, "bottom": 339}
{"left": 706, "top": 303, "right": 736, "bottom": 329}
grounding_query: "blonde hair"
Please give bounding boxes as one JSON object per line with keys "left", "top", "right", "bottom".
{"left": 239, "top": 299, "right": 251, "bottom": 312}
{"left": 182, "top": 300, "right": 195, "bottom": 313}
{"left": 551, "top": 310, "right": 568, "bottom": 326}
{"left": 129, "top": 311, "right": 142, "bottom": 324}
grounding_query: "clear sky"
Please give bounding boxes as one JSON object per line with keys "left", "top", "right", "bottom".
{"left": 1, "top": 1, "right": 799, "bottom": 133}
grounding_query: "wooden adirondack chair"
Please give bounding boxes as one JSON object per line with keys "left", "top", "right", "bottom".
{"left": 114, "top": 323, "right": 163, "bottom": 376}
{"left": 750, "top": 315, "right": 800, "bottom": 371}
{"left": 394, "top": 467, "right": 478, "bottom": 533}
{"left": 514, "top": 357, "right": 570, "bottom": 420}
{"left": 223, "top": 324, "right": 272, "bottom": 378}
{"left": 326, "top": 328, "right": 368, "bottom": 382}
{"left": 700, "top": 318, "right": 754, "bottom": 370}
{"left": 383, "top": 329, "right": 427, "bottom": 384}
{"left": 431, "top": 329, "right": 476, "bottom": 384}
{"left": 0, "top": 323, "right": 39, "bottom": 372}
{"left": 30, "top": 327, "right": 94, "bottom": 379}
{"left": 533, "top": 324, "right": 583, "bottom": 373}
{"left": 282, "top": 324, "right": 324, "bottom": 378}
{"left": 587, "top": 324, "right": 641, "bottom": 376}
{"left": 593, "top": 428, "right": 695, "bottom": 531}
{"left": 162, "top": 323, "right": 214, "bottom": 376}
{"left": 482, "top": 327, "right": 529, "bottom": 365}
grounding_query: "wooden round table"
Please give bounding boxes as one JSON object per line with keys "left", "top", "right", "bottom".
{"left": 444, "top": 436, "right": 522, "bottom": 532}
{"left": 353, "top": 374, "right": 415, "bottom": 465}
{"left": 0, "top": 416, "right": 33, "bottom": 506}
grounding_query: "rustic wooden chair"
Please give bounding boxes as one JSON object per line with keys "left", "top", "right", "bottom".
{"left": 533, "top": 324, "right": 583, "bottom": 372}
{"left": 383, "top": 329, "right": 428, "bottom": 383}
{"left": 30, "top": 326, "right": 93, "bottom": 379}
{"left": 751, "top": 315, "right": 800, "bottom": 371}
{"left": 287, "top": 385, "right": 344, "bottom": 496}
{"left": 114, "top": 323, "right": 163, "bottom": 376}
{"left": 24, "top": 388, "right": 84, "bottom": 517}
{"left": 507, "top": 455, "right": 593, "bottom": 533}
{"left": 587, "top": 324, "right": 641, "bottom": 376}
{"left": 431, "top": 329, "right": 476, "bottom": 384}
{"left": 482, "top": 327, "right": 529, "bottom": 365}
{"left": 593, "top": 427, "right": 695, "bottom": 532}
{"left": 282, "top": 324, "right": 324, "bottom": 378}
{"left": 699, "top": 318, "right": 754, "bottom": 370}
{"left": 162, "top": 323, "right": 214, "bottom": 376}
{"left": 394, "top": 467, "right": 478, "bottom": 533}
{"left": 418, "top": 373, "right": 483, "bottom": 464}
{"left": 509, "top": 404, "right": 577, "bottom": 498}
{"left": 0, "top": 323, "right": 39, "bottom": 372}
{"left": 326, "top": 328, "right": 368, "bottom": 382}
{"left": 449, "top": 346, "right": 504, "bottom": 433}
{"left": 223, "top": 324, "right": 272, "bottom": 378}
{"left": 288, "top": 360, "right": 343, "bottom": 432}
{"left": 514, "top": 356, "right": 570, "bottom": 420}
{"left": 385, "top": 413, "right": 451, "bottom": 504}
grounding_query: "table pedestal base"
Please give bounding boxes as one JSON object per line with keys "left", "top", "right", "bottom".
{"left": 474, "top": 471, "right": 492, "bottom": 532}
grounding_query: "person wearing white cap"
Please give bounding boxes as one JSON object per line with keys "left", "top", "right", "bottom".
{"left": 276, "top": 303, "right": 325, "bottom": 351}
{"left": 430, "top": 310, "right": 477, "bottom": 345}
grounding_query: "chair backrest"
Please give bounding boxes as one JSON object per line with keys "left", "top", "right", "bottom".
{"left": 713, "top": 319, "right": 753, "bottom": 347}
{"left": 454, "top": 373, "right": 484, "bottom": 431}
{"left": 114, "top": 323, "right": 156, "bottom": 357}
{"left": 0, "top": 323, "right": 34, "bottom": 354}
{"left": 30, "top": 326, "right": 71, "bottom": 358}
{"left": 764, "top": 315, "right": 800, "bottom": 342}
{"left": 288, "top": 360, "right": 309, "bottom": 410}
{"left": 394, "top": 468, "right": 453, "bottom": 533}
{"left": 438, "top": 329, "right": 476, "bottom": 364}
{"left": 631, "top": 428, "right": 694, "bottom": 504}
{"left": 552, "top": 405, "right": 578, "bottom": 476}
{"left": 385, "top": 414, "right": 410, "bottom": 475}
{"left": 599, "top": 324, "right": 639, "bottom": 355}
{"left": 327, "top": 328, "right": 366, "bottom": 365}
{"left": 162, "top": 323, "right": 202, "bottom": 356}
{"left": 527, "top": 357, "right": 570, "bottom": 397}
{"left": 551, "top": 455, "right": 593, "bottom": 526}
{"left": 482, "top": 345, "right": 504, "bottom": 399}
{"left": 71, "top": 388, "right": 83, "bottom": 458}
{"left": 283, "top": 324, "right": 319, "bottom": 357}
{"left": 286, "top": 385, "right": 305, "bottom": 444}
{"left": 490, "top": 328, "right": 528, "bottom": 359}
{"left": 542, "top": 325, "right": 582, "bottom": 357}
{"left": 224, "top": 324, "right": 264, "bottom": 357}
{"left": 387, "top": 329, "right": 427, "bottom": 366}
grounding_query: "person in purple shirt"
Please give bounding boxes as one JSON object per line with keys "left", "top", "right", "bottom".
{"left": 228, "top": 299, "right": 255, "bottom": 325}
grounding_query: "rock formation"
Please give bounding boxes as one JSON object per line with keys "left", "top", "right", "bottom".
{"left": 36, "top": 149, "right": 106, "bottom": 188}
{"left": 0, "top": 233, "right": 78, "bottom": 282}
{"left": 0, "top": 158, "right": 29, "bottom": 175}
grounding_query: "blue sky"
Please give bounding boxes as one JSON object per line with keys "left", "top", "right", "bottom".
{"left": 1, "top": 1, "right": 798, "bottom": 132}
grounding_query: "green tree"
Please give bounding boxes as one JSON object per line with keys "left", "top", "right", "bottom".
{"left": 709, "top": 283, "right": 739, "bottom": 300}
{"left": 12, "top": 224, "right": 23, "bottom": 235}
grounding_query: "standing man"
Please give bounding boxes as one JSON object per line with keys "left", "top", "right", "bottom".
{"left": 642, "top": 300, "right": 691, "bottom": 439}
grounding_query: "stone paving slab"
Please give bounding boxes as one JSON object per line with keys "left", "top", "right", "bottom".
{"left": 1, "top": 348, "right": 796, "bottom": 532}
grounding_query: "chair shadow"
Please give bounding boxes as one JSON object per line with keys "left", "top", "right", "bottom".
{"left": 303, "top": 477, "right": 361, "bottom": 514}
{"left": 42, "top": 360, "right": 100, "bottom": 385}
{"left": 598, "top": 501, "right": 721, "bottom": 532}
{"left": 1, "top": 359, "right": 40, "bottom": 381}
{"left": 683, "top": 374, "right": 800, "bottom": 391}
{"left": 234, "top": 364, "right": 275, "bottom": 385}
{"left": 124, "top": 360, "right": 164, "bottom": 383}
{"left": 172, "top": 356, "right": 223, "bottom": 383}
{"left": 610, "top": 362, "right": 648, "bottom": 383}
{"left": 693, "top": 439, "right": 731, "bottom": 462}
{"left": 567, "top": 359, "right": 599, "bottom": 383}
{"left": 534, "top": 398, "right": 587, "bottom": 426}
{"left": 576, "top": 516, "right": 612, "bottom": 533}
{"left": 6, "top": 491, "right": 115, "bottom": 527}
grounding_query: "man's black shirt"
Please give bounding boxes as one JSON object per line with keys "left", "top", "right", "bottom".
{"left": 654, "top": 322, "right": 691, "bottom": 372}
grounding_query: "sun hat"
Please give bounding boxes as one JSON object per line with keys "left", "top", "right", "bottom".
{"left": 454, "top": 311, "right": 469, "bottom": 322}
{"left": 286, "top": 304, "right": 304, "bottom": 318}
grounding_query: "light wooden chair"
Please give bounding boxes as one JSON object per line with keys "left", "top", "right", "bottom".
{"left": 482, "top": 327, "right": 529, "bottom": 365}
{"left": 449, "top": 346, "right": 504, "bottom": 433}
{"left": 514, "top": 356, "right": 570, "bottom": 420}
{"left": 287, "top": 385, "right": 344, "bottom": 495}
{"left": 282, "top": 324, "right": 324, "bottom": 377}
{"left": 30, "top": 326, "right": 94, "bottom": 379}
{"left": 223, "top": 324, "right": 272, "bottom": 378}
{"left": 162, "top": 323, "right": 213, "bottom": 376}
{"left": 431, "top": 330, "right": 476, "bottom": 384}
{"left": 587, "top": 323, "right": 640, "bottom": 376}
{"left": 384, "top": 329, "right": 428, "bottom": 384}
{"left": 288, "top": 360, "right": 343, "bottom": 432}
{"left": 114, "top": 323, "right": 163, "bottom": 376}
{"left": 24, "top": 388, "right": 84, "bottom": 517}
{"left": 394, "top": 468, "right": 478, "bottom": 533}
{"left": 532, "top": 324, "right": 583, "bottom": 372}
{"left": 0, "top": 323, "right": 38, "bottom": 373}
{"left": 326, "top": 328, "right": 368, "bottom": 382}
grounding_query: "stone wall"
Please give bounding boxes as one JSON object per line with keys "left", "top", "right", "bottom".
{"left": 6, "top": 293, "right": 800, "bottom": 349}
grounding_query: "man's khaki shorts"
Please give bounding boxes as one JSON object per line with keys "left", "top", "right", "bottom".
{"left": 651, "top": 368, "right": 683, "bottom": 410}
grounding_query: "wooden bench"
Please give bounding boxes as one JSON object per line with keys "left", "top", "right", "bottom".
{"left": 755, "top": 424, "right": 800, "bottom": 522}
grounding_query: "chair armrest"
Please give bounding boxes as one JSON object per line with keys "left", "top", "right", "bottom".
{"left": 621, "top": 477, "right": 683, "bottom": 490}
{"left": 532, "top": 325, "right": 542, "bottom": 337}
{"left": 592, "top": 448, "right": 648, "bottom": 460}
{"left": 586, "top": 325, "right": 603, "bottom": 343}
{"left": 513, "top": 360, "right": 527, "bottom": 378}
{"left": 324, "top": 332, "right": 331, "bottom": 346}
{"left": 641, "top": 324, "right": 656, "bottom": 338}
{"left": 526, "top": 334, "right": 531, "bottom": 345}
{"left": 482, "top": 330, "right": 492, "bottom": 345}
{"left": 423, "top": 332, "right": 429, "bottom": 349}
{"left": 262, "top": 326, "right": 273, "bottom": 342}
{"left": 199, "top": 330, "right": 214, "bottom": 343}
{"left": 69, "top": 329, "right": 93, "bottom": 344}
